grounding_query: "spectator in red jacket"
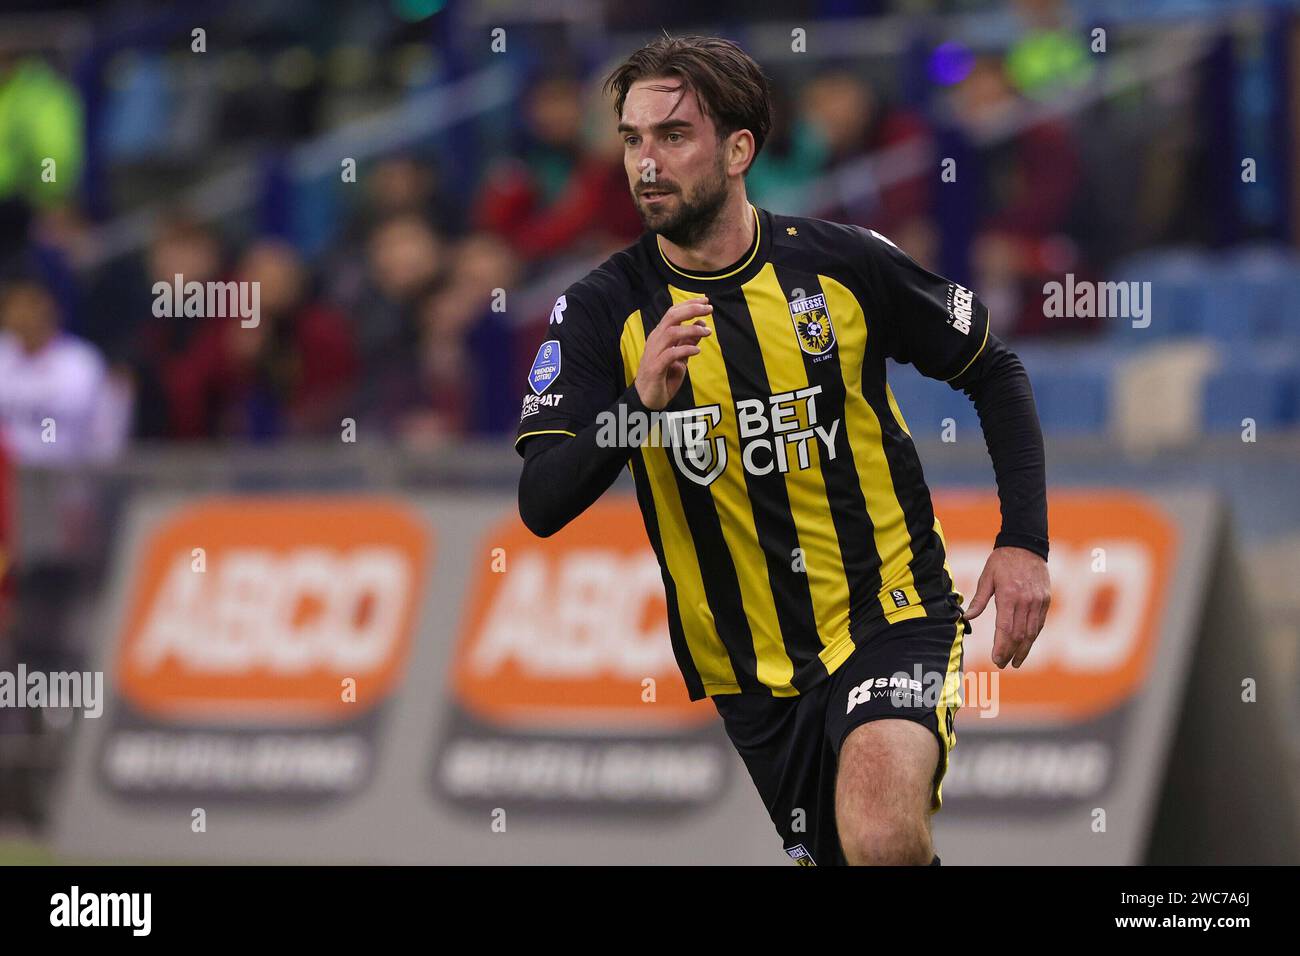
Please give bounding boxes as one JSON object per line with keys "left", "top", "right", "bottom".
{"left": 162, "top": 239, "right": 358, "bottom": 440}
{"left": 473, "top": 72, "right": 642, "bottom": 262}
{"left": 801, "top": 69, "right": 938, "bottom": 265}
{"left": 954, "top": 56, "right": 1093, "bottom": 338}
{"left": 398, "top": 231, "right": 522, "bottom": 445}
{"left": 131, "top": 213, "right": 227, "bottom": 437}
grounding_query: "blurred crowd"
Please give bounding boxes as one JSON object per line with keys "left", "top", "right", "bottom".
{"left": 0, "top": 2, "right": 1226, "bottom": 465}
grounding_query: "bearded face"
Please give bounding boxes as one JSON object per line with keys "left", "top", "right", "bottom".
{"left": 632, "top": 145, "right": 730, "bottom": 248}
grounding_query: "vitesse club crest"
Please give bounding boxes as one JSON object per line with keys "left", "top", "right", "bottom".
{"left": 789, "top": 293, "right": 836, "bottom": 356}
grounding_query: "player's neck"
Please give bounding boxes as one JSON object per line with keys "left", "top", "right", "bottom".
{"left": 658, "top": 192, "right": 755, "bottom": 273}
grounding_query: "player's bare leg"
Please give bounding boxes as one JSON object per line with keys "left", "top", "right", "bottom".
{"left": 834, "top": 718, "right": 939, "bottom": 865}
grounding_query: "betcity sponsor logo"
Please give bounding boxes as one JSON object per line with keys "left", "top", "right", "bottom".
{"left": 594, "top": 385, "right": 841, "bottom": 487}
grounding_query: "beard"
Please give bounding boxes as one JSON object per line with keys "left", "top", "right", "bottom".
{"left": 633, "top": 154, "right": 729, "bottom": 248}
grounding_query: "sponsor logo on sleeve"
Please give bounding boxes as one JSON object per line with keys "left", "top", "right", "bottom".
{"left": 520, "top": 392, "right": 564, "bottom": 421}
{"left": 529, "top": 340, "right": 561, "bottom": 395}
{"left": 946, "top": 284, "right": 975, "bottom": 335}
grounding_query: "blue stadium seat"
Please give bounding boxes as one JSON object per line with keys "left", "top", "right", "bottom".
{"left": 1220, "top": 247, "right": 1300, "bottom": 343}
{"left": 1015, "top": 342, "right": 1117, "bottom": 434}
{"left": 885, "top": 362, "right": 980, "bottom": 440}
{"left": 1029, "top": 365, "right": 1109, "bottom": 433}
{"left": 1201, "top": 348, "right": 1300, "bottom": 430}
{"left": 1194, "top": 272, "right": 1258, "bottom": 342}
{"left": 1109, "top": 246, "right": 1300, "bottom": 346}
{"left": 1106, "top": 248, "right": 1209, "bottom": 340}
{"left": 887, "top": 344, "right": 1116, "bottom": 438}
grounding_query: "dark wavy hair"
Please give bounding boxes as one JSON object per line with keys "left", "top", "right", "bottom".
{"left": 602, "top": 35, "right": 774, "bottom": 172}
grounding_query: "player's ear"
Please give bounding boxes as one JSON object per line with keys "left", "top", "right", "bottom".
{"left": 727, "top": 129, "right": 756, "bottom": 177}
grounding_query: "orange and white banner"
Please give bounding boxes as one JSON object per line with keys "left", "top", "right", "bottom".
{"left": 101, "top": 497, "right": 430, "bottom": 800}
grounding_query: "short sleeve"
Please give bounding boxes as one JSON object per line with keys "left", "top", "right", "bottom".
{"left": 860, "top": 228, "right": 990, "bottom": 383}
{"left": 514, "top": 287, "right": 619, "bottom": 455}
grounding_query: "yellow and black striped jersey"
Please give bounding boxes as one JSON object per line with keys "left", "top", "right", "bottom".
{"left": 515, "top": 204, "right": 989, "bottom": 700}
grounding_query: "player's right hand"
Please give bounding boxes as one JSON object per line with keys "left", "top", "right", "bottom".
{"left": 635, "top": 297, "right": 713, "bottom": 410}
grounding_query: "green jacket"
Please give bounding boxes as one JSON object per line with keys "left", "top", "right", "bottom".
{"left": 0, "top": 58, "right": 84, "bottom": 205}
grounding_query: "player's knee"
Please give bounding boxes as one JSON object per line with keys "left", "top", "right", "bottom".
{"left": 839, "top": 814, "right": 932, "bottom": 866}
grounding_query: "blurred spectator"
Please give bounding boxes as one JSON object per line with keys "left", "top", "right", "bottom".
{"left": 958, "top": 57, "right": 1080, "bottom": 239}
{"left": 801, "top": 69, "right": 936, "bottom": 261}
{"left": 1006, "top": 0, "right": 1094, "bottom": 101}
{"left": 125, "top": 213, "right": 229, "bottom": 437}
{"left": 0, "top": 51, "right": 84, "bottom": 324}
{"left": 0, "top": 274, "right": 129, "bottom": 466}
{"left": 346, "top": 211, "right": 446, "bottom": 431}
{"left": 747, "top": 82, "right": 831, "bottom": 214}
{"left": 366, "top": 153, "right": 462, "bottom": 237}
{"left": 473, "top": 73, "right": 641, "bottom": 262}
{"left": 326, "top": 154, "right": 462, "bottom": 308}
{"left": 0, "top": 51, "right": 83, "bottom": 210}
{"left": 401, "top": 232, "right": 521, "bottom": 444}
{"left": 952, "top": 56, "right": 1093, "bottom": 338}
{"left": 0, "top": 273, "right": 116, "bottom": 715}
{"left": 160, "top": 239, "right": 358, "bottom": 440}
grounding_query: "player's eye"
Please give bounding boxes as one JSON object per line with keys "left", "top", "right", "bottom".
{"left": 666, "top": 132, "right": 683, "bottom": 143}
{"left": 623, "top": 135, "right": 639, "bottom": 147}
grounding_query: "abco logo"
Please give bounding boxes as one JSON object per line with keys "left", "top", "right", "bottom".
{"left": 101, "top": 498, "right": 430, "bottom": 803}
{"left": 433, "top": 499, "right": 729, "bottom": 815}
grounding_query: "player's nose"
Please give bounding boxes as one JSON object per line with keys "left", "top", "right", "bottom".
{"left": 634, "top": 140, "right": 664, "bottom": 180}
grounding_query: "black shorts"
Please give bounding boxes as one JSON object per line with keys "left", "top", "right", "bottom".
{"left": 712, "top": 613, "right": 968, "bottom": 866}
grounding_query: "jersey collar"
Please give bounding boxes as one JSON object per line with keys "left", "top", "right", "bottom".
{"left": 647, "top": 204, "right": 772, "bottom": 291}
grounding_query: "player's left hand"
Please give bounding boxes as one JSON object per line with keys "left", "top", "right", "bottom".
{"left": 965, "top": 546, "right": 1051, "bottom": 669}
